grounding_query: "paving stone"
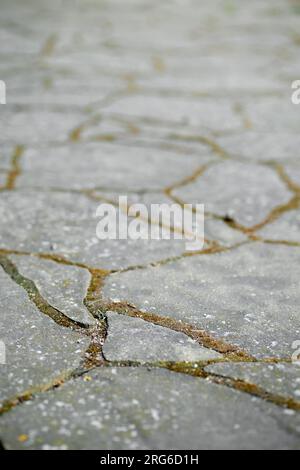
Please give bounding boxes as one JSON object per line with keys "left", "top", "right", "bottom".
{"left": 0, "top": 110, "right": 85, "bottom": 145}
{"left": 174, "top": 161, "right": 292, "bottom": 228}
{"left": 0, "top": 268, "right": 89, "bottom": 404}
{"left": 0, "top": 173, "right": 7, "bottom": 188}
{"left": 9, "top": 85, "right": 115, "bottom": 109}
{"left": 103, "top": 243, "right": 300, "bottom": 359}
{"left": 245, "top": 99, "right": 300, "bottom": 133}
{"left": 17, "top": 142, "right": 212, "bottom": 192}
{"left": 10, "top": 255, "right": 94, "bottom": 326}
{"left": 103, "top": 96, "right": 243, "bottom": 132}
{"left": 81, "top": 116, "right": 222, "bottom": 160}
{"left": 0, "top": 367, "right": 299, "bottom": 450}
{"left": 94, "top": 191, "right": 246, "bottom": 247}
{"left": 0, "top": 146, "right": 13, "bottom": 171}
{"left": 258, "top": 210, "right": 300, "bottom": 243}
{"left": 1, "top": 0, "right": 300, "bottom": 451}
{"left": 216, "top": 132, "right": 300, "bottom": 162}
{"left": 205, "top": 217, "right": 247, "bottom": 246}
{"left": 285, "top": 163, "right": 300, "bottom": 188}
{"left": 0, "top": 191, "right": 188, "bottom": 270}
{"left": 205, "top": 363, "right": 300, "bottom": 401}
{"left": 104, "top": 312, "right": 222, "bottom": 363}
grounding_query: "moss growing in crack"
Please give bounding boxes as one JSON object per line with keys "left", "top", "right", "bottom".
{"left": 40, "top": 34, "right": 57, "bottom": 57}
{"left": 208, "top": 373, "right": 300, "bottom": 412}
{"left": 0, "top": 255, "right": 88, "bottom": 331}
{"left": 3, "top": 145, "right": 24, "bottom": 191}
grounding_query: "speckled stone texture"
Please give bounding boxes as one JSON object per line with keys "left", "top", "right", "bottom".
{"left": 1, "top": 0, "right": 300, "bottom": 451}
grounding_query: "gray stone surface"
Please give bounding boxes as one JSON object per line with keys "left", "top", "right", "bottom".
{"left": 258, "top": 210, "right": 300, "bottom": 243}
{"left": 103, "top": 243, "right": 300, "bottom": 359}
{"left": 216, "top": 133, "right": 300, "bottom": 163}
{"left": 245, "top": 99, "right": 300, "bottom": 133}
{"left": 0, "top": 173, "right": 7, "bottom": 188}
{"left": 205, "top": 217, "right": 247, "bottom": 246}
{"left": 10, "top": 255, "right": 94, "bottom": 326}
{"left": 1, "top": 368, "right": 299, "bottom": 450}
{"left": 205, "top": 363, "right": 300, "bottom": 401}
{"left": 17, "top": 142, "right": 212, "bottom": 192}
{"left": 0, "top": 110, "right": 85, "bottom": 145}
{"left": 285, "top": 164, "right": 300, "bottom": 189}
{"left": 174, "top": 161, "right": 292, "bottom": 228}
{"left": 0, "top": 191, "right": 188, "bottom": 270}
{"left": 104, "top": 312, "right": 222, "bottom": 362}
{"left": 93, "top": 191, "right": 245, "bottom": 248}
{"left": 1, "top": 0, "right": 300, "bottom": 451}
{"left": 0, "top": 146, "right": 13, "bottom": 171}
{"left": 103, "top": 96, "right": 243, "bottom": 133}
{"left": 0, "top": 268, "right": 89, "bottom": 404}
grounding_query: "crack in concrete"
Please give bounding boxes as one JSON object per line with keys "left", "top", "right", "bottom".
{"left": 39, "top": 34, "right": 57, "bottom": 58}
{"left": 0, "top": 255, "right": 88, "bottom": 332}
{"left": 1, "top": 357, "right": 299, "bottom": 419}
{"left": 0, "top": 145, "right": 24, "bottom": 191}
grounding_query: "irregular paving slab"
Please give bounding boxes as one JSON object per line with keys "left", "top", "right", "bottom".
{"left": 138, "top": 64, "right": 284, "bottom": 96}
{"left": 103, "top": 312, "right": 222, "bottom": 362}
{"left": 0, "top": 110, "right": 85, "bottom": 145}
{"left": 205, "top": 217, "right": 247, "bottom": 246}
{"left": 103, "top": 96, "right": 243, "bottom": 132}
{"left": 10, "top": 255, "right": 94, "bottom": 326}
{"left": 0, "top": 173, "right": 7, "bottom": 188}
{"left": 8, "top": 74, "right": 123, "bottom": 107}
{"left": 0, "top": 146, "right": 13, "bottom": 171}
{"left": 205, "top": 363, "right": 300, "bottom": 401}
{"left": 285, "top": 164, "right": 300, "bottom": 189}
{"left": 17, "top": 142, "right": 212, "bottom": 192}
{"left": 245, "top": 99, "right": 300, "bottom": 133}
{"left": 0, "top": 367, "right": 298, "bottom": 450}
{"left": 103, "top": 243, "right": 300, "bottom": 358}
{"left": 216, "top": 133, "right": 300, "bottom": 162}
{"left": 93, "top": 191, "right": 245, "bottom": 248}
{"left": 81, "top": 118, "right": 216, "bottom": 160}
{"left": 0, "top": 191, "right": 189, "bottom": 270}
{"left": 174, "top": 161, "right": 292, "bottom": 228}
{"left": 258, "top": 210, "right": 300, "bottom": 243}
{"left": 0, "top": 268, "right": 89, "bottom": 404}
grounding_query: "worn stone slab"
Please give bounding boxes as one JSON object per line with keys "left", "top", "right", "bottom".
{"left": 174, "top": 161, "right": 292, "bottom": 228}
{"left": 205, "top": 217, "right": 247, "bottom": 246}
{"left": 0, "top": 110, "right": 85, "bottom": 145}
{"left": 94, "top": 191, "right": 247, "bottom": 248}
{"left": 0, "top": 173, "right": 7, "bottom": 188}
{"left": 0, "top": 191, "right": 189, "bottom": 270}
{"left": 10, "top": 255, "right": 94, "bottom": 326}
{"left": 205, "top": 363, "right": 300, "bottom": 401}
{"left": 1, "top": 0, "right": 300, "bottom": 451}
{"left": 103, "top": 96, "right": 243, "bottom": 132}
{"left": 0, "top": 146, "right": 13, "bottom": 171}
{"left": 1, "top": 367, "right": 299, "bottom": 450}
{"left": 285, "top": 164, "right": 300, "bottom": 189}
{"left": 103, "top": 243, "right": 300, "bottom": 358}
{"left": 245, "top": 99, "right": 300, "bottom": 133}
{"left": 104, "top": 312, "right": 222, "bottom": 363}
{"left": 138, "top": 68, "right": 284, "bottom": 96}
{"left": 216, "top": 133, "right": 300, "bottom": 162}
{"left": 80, "top": 117, "right": 217, "bottom": 159}
{"left": 258, "top": 210, "right": 300, "bottom": 243}
{"left": 17, "top": 142, "right": 212, "bottom": 192}
{"left": 0, "top": 268, "right": 89, "bottom": 404}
